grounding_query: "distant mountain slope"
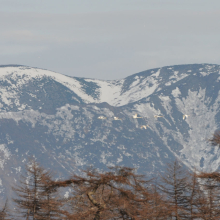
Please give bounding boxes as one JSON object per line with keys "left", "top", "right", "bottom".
{"left": 0, "top": 63, "right": 220, "bottom": 202}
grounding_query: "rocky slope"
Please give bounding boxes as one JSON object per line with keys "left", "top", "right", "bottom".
{"left": 0, "top": 63, "right": 220, "bottom": 200}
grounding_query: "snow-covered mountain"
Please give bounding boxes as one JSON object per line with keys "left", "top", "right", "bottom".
{"left": 0, "top": 63, "right": 220, "bottom": 201}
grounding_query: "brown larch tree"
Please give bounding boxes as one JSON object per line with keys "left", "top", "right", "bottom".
{"left": 37, "top": 170, "right": 64, "bottom": 220}
{"left": 195, "top": 130, "right": 220, "bottom": 219}
{"left": 159, "top": 160, "right": 189, "bottom": 220}
{"left": 184, "top": 171, "right": 203, "bottom": 220}
{"left": 12, "top": 159, "right": 63, "bottom": 220}
{"left": 139, "top": 182, "right": 172, "bottom": 219}
{"left": 12, "top": 159, "right": 44, "bottom": 219}
{"left": 0, "top": 200, "right": 11, "bottom": 220}
{"left": 50, "top": 166, "right": 152, "bottom": 220}
{"left": 209, "top": 130, "right": 220, "bottom": 147}
{"left": 196, "top": 173, "right": 220, "bottom": 219}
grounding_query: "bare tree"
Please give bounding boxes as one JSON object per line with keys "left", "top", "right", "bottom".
{"left": 159, "top": 160, "right": 189, "bottom": 220}
{"left": 50, "top": 167, "right": 152, "bottom": 220}
{"left": 12, "top": 159, "right": 63, "bottom": 220}
{"left": 0, "top": 200, "right": 11, "bottom": 220}
{"left": 37, "top": 170, "right": 64, "bottom": 220}
{"left": 196, "top": 173, "right": 220, "bottom": 219}
{"left": 139, "top": 182, "right": 172, "bottom": 220}
{"left": 12, "top": 159, "right": 43, "bottom": 219}
{"left": 13, "top": 156, "right": 220, "bottom": 219}
{"left": 184, "top": 171, "right": 203, "bottom": 220}
{"left": 209, "top": 130, "right": 220, "bottom": 147}
{"left": 192, "top": 131, "right": 220, "bottom": 219}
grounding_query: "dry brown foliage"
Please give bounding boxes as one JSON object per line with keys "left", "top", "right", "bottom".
{"left": 0, "top": 200, "right": 11, "bottom": 220}
{"left": 209, "top": 130, "right": 220, "bottom": 147}
{"left": 51, "top": 167, "right": 153, "bottom": 220}
{"left": 8, "top": 155, "right": 220, "bottom": 219}
{"left": 12, "top": 159, "right": 64, "bottom": 220}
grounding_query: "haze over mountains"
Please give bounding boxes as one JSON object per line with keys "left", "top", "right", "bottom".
{"left": 0, "top": 63, "right": 220, "bottom": 200}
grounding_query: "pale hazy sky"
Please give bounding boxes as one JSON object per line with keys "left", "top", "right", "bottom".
{"left": 1, "top": 0, "right": 220, "bottom": 79}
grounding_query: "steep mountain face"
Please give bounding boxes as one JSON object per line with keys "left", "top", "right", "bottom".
{"left": 0, "top": 64, "right": 220, "bottom": 201}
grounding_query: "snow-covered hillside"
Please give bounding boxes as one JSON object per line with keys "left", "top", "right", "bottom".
{"left": 0, "top": 64, "right": 192, "bottom": 108}
{"left": 0, "top": 64, "right": 220, "bottom": 201}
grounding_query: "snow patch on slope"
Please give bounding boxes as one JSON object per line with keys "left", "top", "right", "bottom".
{"left": 174, "top": 88, "right": 220, "bottom": 171}
{"left": 0, "top": 144, "right": 11, "bottom": 169}
{"left": 172, "top": 87, "right": 181, "bottom": 97}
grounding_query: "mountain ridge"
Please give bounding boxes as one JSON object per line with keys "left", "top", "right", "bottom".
{"left": 0, "top": 63, "right": 219, "bottom": 201}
